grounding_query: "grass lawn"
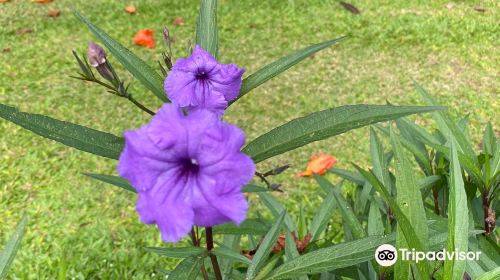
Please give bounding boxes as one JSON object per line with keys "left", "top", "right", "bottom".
{"left": 0, "top": 0, "right": 498, "bottom": 278}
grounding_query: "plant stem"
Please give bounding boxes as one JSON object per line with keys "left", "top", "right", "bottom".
{"left": 127, "top": 95, "right": 156, "bottom": 116}
{"left": 482, "top": 191, "right": 495, "bottom": 235}
{"left": 190, "top": 228, "right": 209, "bottom": 280}
{"left": 206, "top": 227, "right": 223, "bottom": 280}
{"left": 75, "top": 76, "right": 156, "bottom": 116}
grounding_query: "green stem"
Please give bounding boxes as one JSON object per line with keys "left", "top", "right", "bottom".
{"left": 127, "top": 95, "right": 156, "bottom": 116}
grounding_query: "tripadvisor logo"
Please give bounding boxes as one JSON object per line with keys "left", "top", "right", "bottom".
{"left": 374, "top": 244, "right": 481, "bottom": 267}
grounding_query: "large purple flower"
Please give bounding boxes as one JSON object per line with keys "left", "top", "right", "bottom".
{"left": 164, "top": 45, "right": 245, "bottom": 115}
{"left": 118, "top": 104, "right": 255, "bottom": 242}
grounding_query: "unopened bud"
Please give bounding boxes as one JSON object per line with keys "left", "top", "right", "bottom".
{"left": 87, "top": 42, "right": 115, "bottom": 82}
{"left": 163, "top": 52, "right": 172, "bottom": 70}
{"left": 163, "top": 27, "right": 171, "bottom": 51}
{"left": 87, "top": 42, "right": 106, "bottom": 67}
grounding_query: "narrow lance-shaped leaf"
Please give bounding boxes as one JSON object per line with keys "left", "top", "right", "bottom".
{"left": 395, "top": 119, "right": 432, "bottom": 174}
{"left": 168, "top": 256, "right": 203, "bottom": 280}
{"left": 425, "top": 141, "right": 484, "bottom": 186}
{"left": 308, "top": 180, "right": 337, "bottom": 240}
{"left": 314, "top": 175, "right": 365, "bottom": 239}
{"left": 144, "top": 247, "right": 205, "bottom": 258}
{"left": 284, "top": 231, "right": 309, "bottom": 280}
{"left": 196, "top": 0, "right": 218, "bottom": 57}
{"left": 476, "top": 267, "right": 500, "bottom": 280}
{"left": 243, "top": 105, "right": 444, "bottom": 163}
{"left": 75, "top": 11, "right": 168, "bottom": 102}
{"left": 391, "top": 126, "right": 429, "bottom": 279}
{"left": 353, "top": 164, "right": 430, "bottom": 278}
{"left": 482, "top": 123, "right": 496, "bottom": 155}
{"left": 83, "top": 173, "right": 135, "bottom": 193}
{"left": 370, "top": 127, "right": 392, "bottom": 191}
{"left": 212, "top": 246, "right": 252, "bottom": 265}
{"left": 213, "top": 219, "right": 270, "bottom": 235}
{"left": 232, "top": 36, "right": 346, "bottom": 103}
{"left": 245, "top": 211, "right": 286, "bottom": 280}
{"left": 266, "top": 235, "right": 394, "bottom": 280}
{"left": 375, "top": 122, "right": 432, "bottom": 174}
{"left": 443, "top": 141, "right": 468, "bottom": 279}
{"left": 257, "top": 192, "right": 297, "bottom": 232}
{"left": 367, "top": 201, "right": 384, "bottom": 236}
{"left": 219, "top": 235, "right": 241, "bottom": 277}
{"left": 0, "top": 104, "right": 123, "bottom": 159}
{"left": 414, "top": 81, "right": 478, "bottom": 166}
{"left": 329, "top": 168, "right": 366, "bottom": 186}
{"left": 254, "top": 253, "right": 283, "bottom": 280}
{"left": 0, "top": 215, "right": 28, "bottom": 279}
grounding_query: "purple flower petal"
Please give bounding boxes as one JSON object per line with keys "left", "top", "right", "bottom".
{"left": 118, "top": 104, "right": 255, "bottom": 242}
{"left": 164, "top": 45, "right": 245, "bottom": 115}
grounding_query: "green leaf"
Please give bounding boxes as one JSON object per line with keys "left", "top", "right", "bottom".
{"left": 195, "top": 0, "right": 218, "bottom": 57}
{"left": 370, "top": 127, "right": 392, "bottom": 191}
{"left": 266, "top": 235, "right": 393, "bottom": 280}
{"left": 396, "top": 119, "right": 432, "bottom": 174}
{"left": 415, "top": 82, "right": 478, "bottom": 166}
{"left": 257, "top": 193, "right": 297, "bottom": 232}
{"left": 0, "top": 104, "right": 123, "bottom": 159}
{"left": 242, "top": 184, "right": 271, "bottom": 193}
{"left": 329, "top": 168, "right": 366, "bottom": 186}
{"left": 308, "top": 181, "right": 337, "bottom": 240}
{"left": 477, "top": 267, "right": 500, "bottom": 280}
{"left": 314, "top": 175, "right": 365, "bottom": 239}
{"left": 367, "top": 201, "right": 384, "bottom": 236}
{"left": 425, "top": 141, "right": 484, "bottom": 186}
{"left": 483, "top": 123, "right": 496, "bottom": 155}
{"left": 244, "top": 105, "right": 444, "bottom": 163}
{"left": 168, "top": 256, "right": 203, "bottom": 280}
{"left": 212, "top": 247, "right": 251, "bottom": 265}
{"left": 245, "top": 211, "right": 286, "bottom": 280}
{"left": 233, "top": 36, "right": 346, "bottom": 103}
{"left": 83, "top": 173, "right": 135, "bottom": 193}
{"left": 219, "top": 235, "right": 241, "bottom": 277}
{"left": 353, "top": 165, "right": 430, "bottom": 278}
{"left": 298, "top": 204, "right": 307, "bottom": 240}
{"left": 75, "top": 11, "right": 167, "bottom": 102}
{"left": 144, "top": 247, "right": 205, "bottom": 258}
{"left": 284, "top": 230, "right": 299, "bottom": 261}
{"left": 443, "top": 141, "right": 468, "bottom": 279}
{"left": 417, "top": 175, "right": 442, "bottom": 192}
{"left": 391, "top": 126, "right": 429, "bottom": 278}
{"left": 213, "top": 219, "right": 270, "bottom": 235}
{"left": 0, "top": 215, "right": 27, "bottom": 279}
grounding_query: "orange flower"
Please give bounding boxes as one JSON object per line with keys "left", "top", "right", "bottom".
{"left": 298, "top": 154, "right": 336, "bottom": 177}
{"left": 32, "top": 0, "right": 52, "bottom": 3}
{"left": 125, "top": 4, "right": 136, "bottom": 14}
{"left": 133, "top": 29, "right": 155, "bottom": 48}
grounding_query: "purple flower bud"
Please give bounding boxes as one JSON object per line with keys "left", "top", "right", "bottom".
{"left": 87, "top": 42, "right": 106, "bottom": 67}
{"left": 163, "top": 27, "right": 171, "bottom": 51}
{"left": 87, "top": 42, "right": 115, "bottom": 82}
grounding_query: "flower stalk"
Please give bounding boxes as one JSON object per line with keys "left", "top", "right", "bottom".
{"left": 206, "top": 227, "right": 223, "bottom": 280}
{"left": 71, "top": 44, "right": 156, "bottom": 116}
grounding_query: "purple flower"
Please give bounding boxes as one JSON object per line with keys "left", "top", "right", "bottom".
{"left": 164, "top": 45, "right": 245, "bottom": 115}
{"left": 118, "top": 104, "right": 255, "bottom": 242}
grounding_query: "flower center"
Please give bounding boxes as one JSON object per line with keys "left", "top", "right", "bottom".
{"left": 179, "top": 157, "right": 200, "bottom": 176}
{"left": 195, "top": 71, "right": 209, "bottom": 80}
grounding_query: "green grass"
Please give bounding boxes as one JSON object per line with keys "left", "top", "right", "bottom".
{"left": 0, "top": 0, "right": 498, "bottom": 278}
